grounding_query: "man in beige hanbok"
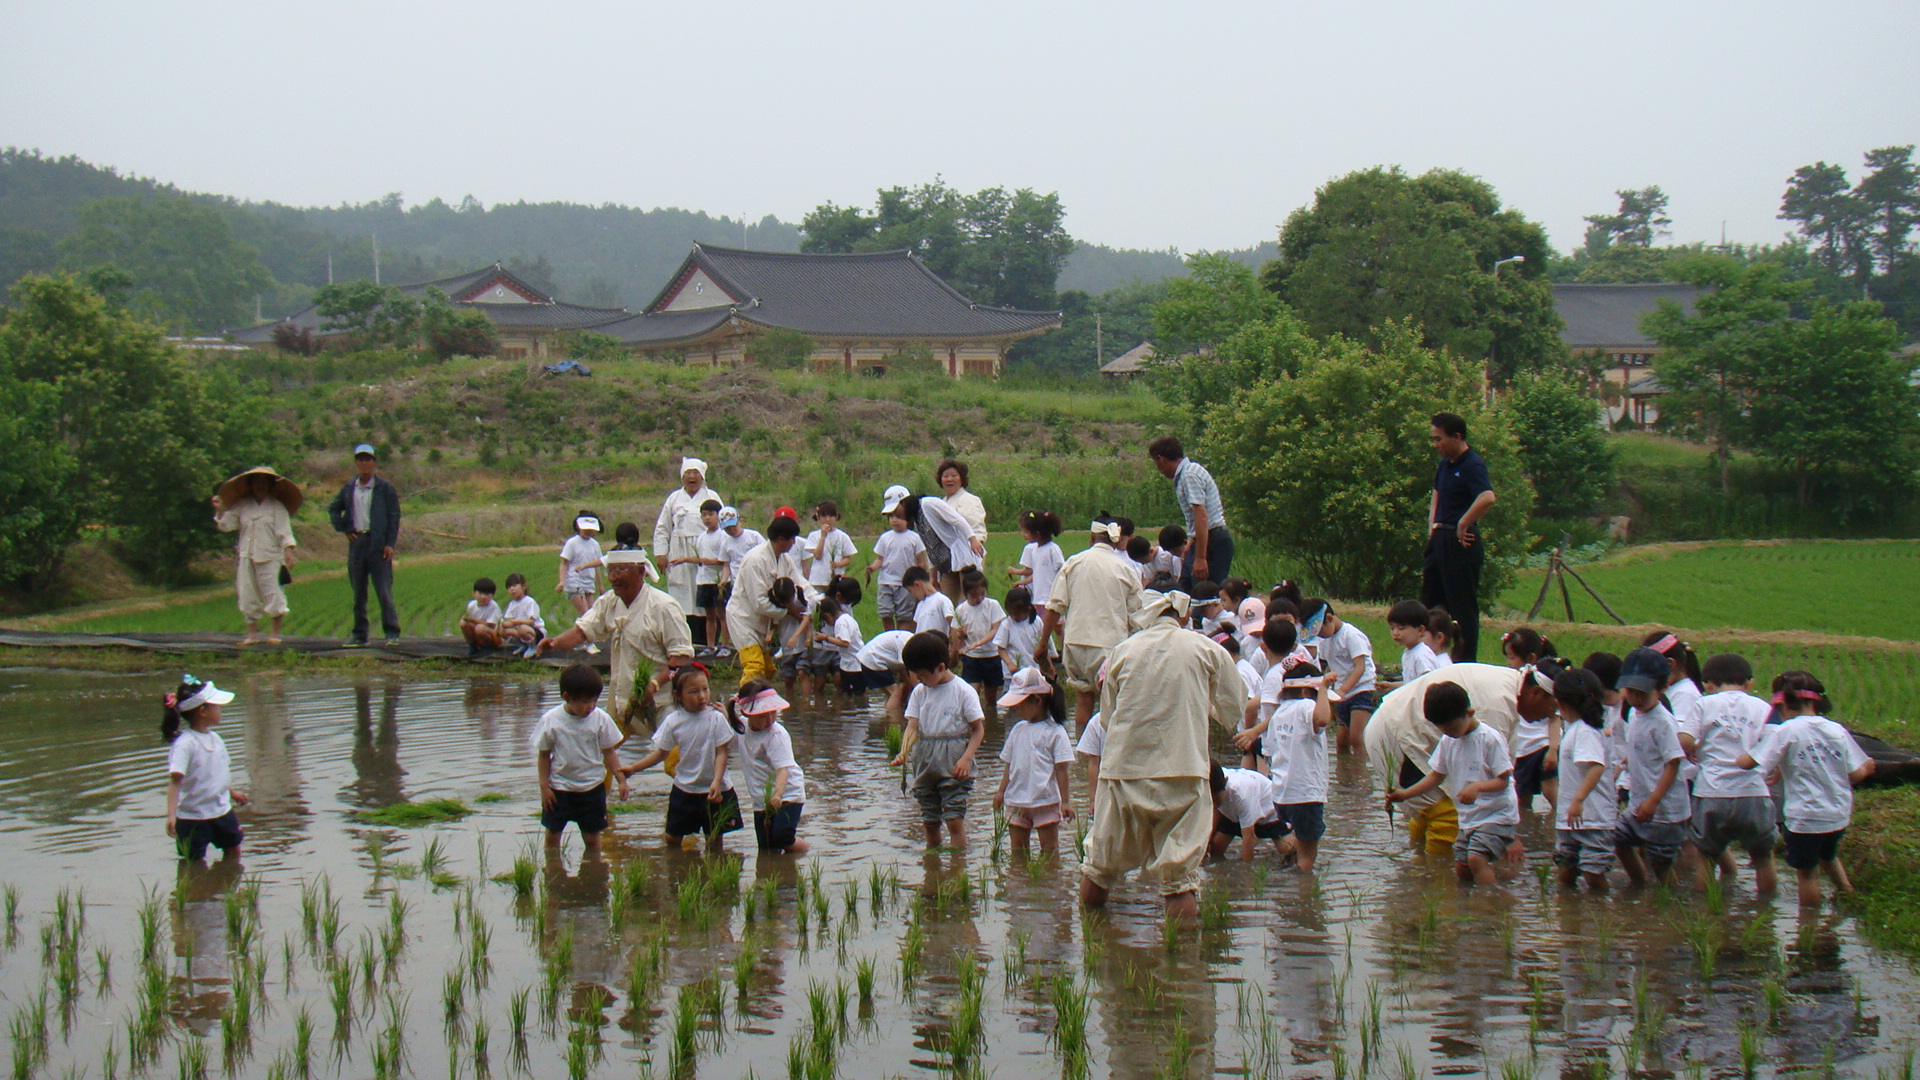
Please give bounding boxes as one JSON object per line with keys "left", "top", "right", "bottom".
{"left": 538, "top": 550, "right": 694, "bottom": 737}
{"left": 1080, "top": 591, "right": 1247, "bottom": 918}
{"left": 1036, "top": 520, "right": 1142, "bottom": 729}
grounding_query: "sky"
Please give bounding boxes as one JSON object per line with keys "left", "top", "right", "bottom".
{"left": 5, "top": 0, "right": 1918, "bottom": 256}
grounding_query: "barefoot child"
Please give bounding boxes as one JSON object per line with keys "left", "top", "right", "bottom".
{"left": 534, "top": 665, "right": 629, "bottom": 854}
{"left": 1552, "top": 668, "right": 1616, "bottom": 891}
{"left": 891, "top": 630, "right": 986, "bottom": 847}
{"left": 1737, "top": 670, "right": 1874, "bottom": 906}
{"left": 729, "top": 682, "right": 810, "bottom": 855}
{"left": 162, "top": 676, "right": 247, "bottom": 861}
{"left": 621, "top": 667, "right": 743, "bottom": 850}
{"left": 1680, "top": 653, "right": 1779, "bottom": 894}
{"left": 1263, "top": 661, "right": 1334, "bottom": 871}
{"left": 1612, "top": 647, "right": 1691, "bottom": 886}
{"left": 954, "top": 570, "right": 1007, "bottom": 703}
{"left": 1387, "top": 681, "right": 1519, "bottom": 886}
{"left": 992, "top": 667, "right": 1075, "bottom": 856}
{"left": 1208, "top": 762, "right": 1285, "bottom": 861}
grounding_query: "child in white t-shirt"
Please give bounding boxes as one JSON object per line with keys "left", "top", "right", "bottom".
{"left": 557, "top": 514, "right": 605, "bottom": 617}
{"left": 500, "top": 573, "right": 547, "bottom": 658}
{"left": 1737, "top": 670, "right": 1874, "bottom": 907}
{"left": 992, "top": 668, "right": 1075, "bottom": 855}
{"left": 1307, "top": 599, "right": 1375, "bottom": 754}
{"left": 1076, "top": 711, "right": 1106, "bottom": 790}
{"left": 162, "top": 675, "right": 246, "bottom": 861}
{"left": 1208, "top": 763, "right": 1284, "bottom": 861}
{"left": 1380, "top": 600, "right": 1440, "bottom": 694}
{"left": 803, "top": 501, "right": 858, "bottom": 591}
{"left": 693, "top": 501, "right": 729, "bottom": 647}
{"left": 1262, "top": 662, "right": 1334, "bottom": 871}
{"left": 993, "top": 586, "right": 1046, "bottom": 679}
{"left": 1425, "top": 609, "right": 1458, "bottom": 669}
{"left": 620, "top": 667, "right": 743, "bottom": 850}
{"left": 718, "top": 507, "right": 764, "bottom": 646}
{"left": 1612, "top": 647, "right": 1691, "bottom": 886}
{"left": 1233, "top": 615, "right": 1304, "bottom": 772}
{"left": 806, "top": 596, "right": 865, "bottom": 695}
{"left": 728, "top": 682, "right": 810, "bottom": 854}
{"left": 1388, "top": 681, "right": 1520, "bottom": 886}
{"left": 461, "top": 577, "right": 505, "bottom": 655}
{"left": 953, "top": 570, "right": 1007, "bottom": 701}
{"left": 870, "top": 504, "right": 929, "bottom": 631}
{"left": 890, "top": 631, "right": 986, "bottom": 848}
{"left": 533, "top": 665, "right": 629, "bottom": 853}
{"left": 903, "top": 566, "right": 954, "bottom": 639}
{"left": 1551, "top": 668, "right": 1616, "bottom": 891}
{"left": 1680, "top": 653, "right": 1780, "bottom": 894}
{"left": 1007, "top": 510, "right": 1065, "bottom": 609}
{"left": 1501, "top": 627, "right": 1561, "bottom": 812}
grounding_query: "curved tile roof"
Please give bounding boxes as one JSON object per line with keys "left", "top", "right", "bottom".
{"left": 1554, "top": 283, "right": 1703, "bottom": 350}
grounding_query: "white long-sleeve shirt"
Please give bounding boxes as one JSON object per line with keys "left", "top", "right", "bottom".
{"left": 216, "top": 498, "right": 296, "bottom": 563}
{"left": 724, "top": 541, "right": 817, "bottom": 646}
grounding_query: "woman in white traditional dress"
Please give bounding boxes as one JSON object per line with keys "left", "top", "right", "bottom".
{"left": 212, "top": 467, "right": 301, "bottom": 646}
{"left": 652, "top": 456, "right": 721, "bottom": 643}
{"left": 936, "top": 458, "right": 988, "bottom": 600}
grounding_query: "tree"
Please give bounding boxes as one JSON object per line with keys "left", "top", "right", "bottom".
{"left": 1153, "top": 309, "right": 1318, "bottom": 440}
{"left": 1200, "top": 319, "right": 1531, "bottom": 600}
{"left": 745, "top": 326, "right": 815, "bottom": 370}
{"left": 1506, "top": 370, "right": 1614, "bottom": 518}
{"left": 0, "top": 374, "right": 81, "bottom": 590}
{"left": 1007, "top": 278, "right": 1166, "bottom": 376}
{"left": 1780, "top": 161, "right": 1869, "bottom": 283}
{"left": 420, "top": 287, "right": 499, "bottom": 358}
{"left": 559, "top": 329, "right": 629, "bottom": 364}
{"left": 55, "top": 195, "right": 273, "bottom": 332}
{"left": 1855, "top": 146, "right": 1919, "bottom": 275}
{"left": 0, "top": 273, "right": 281, "bottom": 588}
{"left": 313, "top": 279, "right": 422, "bottom": 348}
{"left": 1151, "top": 253, "right": 1283, "bottom": 357}
{"left": 1260, "top": 167, "right": 1564, "bottom": 385}
{"left": 800, "top": 179, "right": 1075, "bottom": 309}
{"left": 1583, "top": 186, "right": 1672, "bottom": 249}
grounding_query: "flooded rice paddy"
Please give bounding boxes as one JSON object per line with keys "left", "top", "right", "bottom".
{"left": 1, "top": 667, "right": 1917, "bottom": 1079}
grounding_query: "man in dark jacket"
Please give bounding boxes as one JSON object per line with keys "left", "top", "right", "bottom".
{"left": 328, "top": 443, "right": 403, "bottom": 645}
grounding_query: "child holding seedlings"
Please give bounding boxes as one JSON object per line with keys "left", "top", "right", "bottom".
{"left": 953, "top": 570, "right": 1007, "bottom": 700}
{"left": 1302, "top": 599, "right": 1375, "bottom": 753}
{"left": 870, "top": 490, "right": 929, "bottom": 631}
{"left": 1552, "top": 667, "right": 1616, "bottom": 891}
{"left": 992, "top": 667, "right": 1075, "bottom": 855}
{"left": 1007, "top": 510, "right": 1065, "bottom": 608}
{"left": 1234, "top": 616, "right": 1304, "bottom": 771}
{"left": 161, "top": 675, "right": 247, "bottom": 861}
{"left": 1611, "top": 647, "right": 1692, "bottom": 885}
{"left": 557, "top": 513, "right": 605, "bottom": 617}
{"left": 802, "top": 501, "right": 857, "bottom": 592}
{"left": 1208, "top": 762, "right": 1285, "bottom": 861}
{"left": 1261, "top": 660, "right": 1334, "bottom": 872}
{"left": 534, "top": 665, "right": 629, "bottom": 853}
{"left": 891, "top": 630, "right": 986, "bottom": 848}
{"left": 1501, "top": 628, "right": 1561, "bottom": 812}
{"left": 460, "top": 577, "right": 504, "bottom": 655}
{"left": 992, "top": 585, "right": 1046, "bottom": 679}
{"left": 500, "top": 573, "right": 546, "bottom": 658}
{"left": 728, "top": 681, "right": 810, "bottom": 854}
{"left": 1680, "top": 653, "right": 1780, "bottom": 894}
{"left": 1386, "top": 681, "right": 1520, "bottom": 885}
{"left": 1736, "top": 671, "right": 1874, "bottom": 906}
{"left": 621, "top": 666, "right": 743, "bottom": 849}
{"left": 805, "top": 595, "right": 864, "bottom": 696}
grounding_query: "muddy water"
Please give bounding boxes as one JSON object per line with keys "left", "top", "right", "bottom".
{"left": 2, "top": 667, "right": 1916, "bottom": 1080}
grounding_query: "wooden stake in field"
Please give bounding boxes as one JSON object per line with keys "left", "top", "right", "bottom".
{"left": 1526, "top": 533, "right": 1628, "bottom": 625}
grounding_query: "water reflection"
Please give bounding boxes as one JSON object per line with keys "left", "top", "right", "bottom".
{"left": 170, "top": 858, "right": 241, "bottom": 1033}
{"left": 345, "top": 679, "right": 405, "bottom": 808}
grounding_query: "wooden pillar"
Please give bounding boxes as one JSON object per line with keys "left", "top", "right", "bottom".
{"left": 845, "top": 346, "right": 853, "bottom": 374}
{"left": 948, "top": 346, "right": 958, "bottom": 378}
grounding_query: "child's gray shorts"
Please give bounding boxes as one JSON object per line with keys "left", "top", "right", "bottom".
{"left": 1554, "top": 828, "right": 1615, "bottom": 877}
{"left": 1690, "top": 796, "right": 1778, "bottom": 858}
{"left": 1452, "top": 823, "right": 1515, "bottom": 866}
{"left": 910, "top": 736, "right": 973, "bottom": 824}
{"left": 1612, "top": 814, "right": 1687, "bottom": 868}
{"left": 878, "top": 584, "right": 916, "bottom": 622}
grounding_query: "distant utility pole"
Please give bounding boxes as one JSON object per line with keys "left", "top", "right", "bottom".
{"left": 372, "top": 234, "right": 381, "bottom": 285}
{"left": 326, "top": 251, "right": 334, "bottom": 285}
{"left": 1095, "top": 313, "right": 1103, "bottom": 369}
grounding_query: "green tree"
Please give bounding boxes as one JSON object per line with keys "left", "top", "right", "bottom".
{"left": 1153, "top": 309, "right": 1318, "bottom": 440}
{"left": 419, "top": 287, "right": 499, "bottom": 358}
{"left": 0, "top": 374, "right": 81, "bottom": 589}
{"left": 0, "top": 274, "right": 281, "bottom": 587}
{"left": 1151, "top": 253, "right": 1283, "bottom": 357}
{"left": 559, "top": 329, "right": 630, "bottom": 364}
{"left": 1200, "top": 319, "right": 1531, "bottom": 600}
{"left": 1506, "top": 370, "right": 1614, "bottom": 518}
{"left": 313, "top": 279, "right": 422, "bottom": 348}
{"left": 1008, "top": 278, "right": 1166, "bottom": 376}
{"left": 1261, "top": 167, "right": 1564, "bottom": 385}
{"left": 55, "top": 195, "right": 273, "bottom": 332}
{"left": 1583, "top": 186, "right": 1672, "bottom": 249}
{"left": 745, "top": 326, "right": 815, "bottom": 370}
{"left": 1780, "top": 161, "right": 1870, "bottom": 284}
{"left": 1855, "top": 146, "right": 1919, "bottom": 274}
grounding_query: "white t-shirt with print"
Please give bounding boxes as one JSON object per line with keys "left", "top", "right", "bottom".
{"left": 503, "top": 595, "right": 545, "bottom": 636}
{"left": 734, "top": 722, "right": 806, "bottom": 806}
{"left": 694, "top": 527, "right": 728, "bottom": 585}
{"left": 803, "top": 528, "right": 857, "bottom": 589}
{"left": 1020, "top": 541, "right": 1065, "bottom": 606}
{"left": 993, "top": 616, "right": 1043, "bottom": 675}
{"left": 167, "top": 729, "right": 233, "bottom": 820}
{"left": 1682, "top": 690, "right": 1774, "bottom": 798}
{"left": 1317, "top": 622, "right": 1375, "bottom": 693}
{"left": 1217, "top": 767, "right": 1279, "bottom": 829}
{"left": 1555, "top": 720, "right": 1612, "bottom": 830}
{"left": 955, "top": 597, "right": 1005, "bottom": 659}
{"left": 1428, "top": 723, "right": 1520, "bottom": 832}
{"left": 560, "top": 535, "right": 602, "bottom": 592}
{"left": 1266, "top": 698, "right": 1328, "bottom": 804}
{"left": 905, "top": 676, "right": 983, "bottom": 740}
{"left": 872, "top": 529, "right": 926, "bottom": 587}
{"left": 1751, "top": 715, "right": 1870, "bottom": 833}
{"left": 651, "top": 706, "right": 738, "bottom": 794}
{"left": 1624, "top": 704, "right": 1691, "bottom": 824}
{"left": 998, "top": 719, "right": 1074, "bottom": 808}
{"left": 532, "top": 705, "right": 623, "bottom": 792}
{"left": 912, "top": 591, "right": 956, "bottom": 635}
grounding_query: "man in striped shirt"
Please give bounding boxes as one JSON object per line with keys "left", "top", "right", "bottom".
{"left": 1149, "top": 436, "right": 1232, "bottom": 591}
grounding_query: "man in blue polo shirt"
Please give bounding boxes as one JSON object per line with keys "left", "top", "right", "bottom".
{"left": 1422, "top": 412, "right": 1496, "bottom": 663}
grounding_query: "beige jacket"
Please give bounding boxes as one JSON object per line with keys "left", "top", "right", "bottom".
{"left": 1046, "top": 544, "right": 1142, "bottom": 648}
{"left": 1097, "top": 619, "right": 1247, "bottom": 781}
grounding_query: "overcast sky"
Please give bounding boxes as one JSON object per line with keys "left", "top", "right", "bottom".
{"left": 5, "top": 1, "right": 1917, "bottom": 255}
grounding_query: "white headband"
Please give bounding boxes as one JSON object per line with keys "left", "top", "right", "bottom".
{"left": 681, "top": 457, "right": 707, "bottom": 478}
{"left": 1091, "top": 520, "right": 1121, "bottom": 542}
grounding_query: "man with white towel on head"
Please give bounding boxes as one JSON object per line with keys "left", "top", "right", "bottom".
{"left": 652, "top": 455, "right": 721, "bottom": 645}
{"left": 1035, "top": 516, "right": 1142, "bottom": 732}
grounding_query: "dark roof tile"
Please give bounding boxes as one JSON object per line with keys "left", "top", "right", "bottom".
{"left": 1554, "top": 283, "right": 1703, "bottom": 350}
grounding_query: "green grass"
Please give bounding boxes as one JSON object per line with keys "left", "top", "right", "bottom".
{"left": 352, "top": 799, "right": 474, "bottom": 827}
{"left": 1845, "top": 787, "right": 1920, "bottom": 955}
{"left": 1498, "top": 540, "right": 1920, "bottom": 639}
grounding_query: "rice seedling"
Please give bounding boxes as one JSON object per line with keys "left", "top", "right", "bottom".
{"left": 1393, "top": 1042, "right": 1422, "bottom": 1080}
{"left": 420, "top": 835, "right": 449, "bottom": 877}
{"left": 1048, "top": 973, "right": 1091, "bottom": 1075}
{"left": 176, "top": 1036, "right": 208, "bottom": 1080}
{"left": 471, "top": 1017, "right": 491, "bottom": 1079}
{"left": 508, "top": 987, "right": 530, "bottom": 1045}
{"left": 1155, "top": 1017, "right": 1193, "bottom": 1080}
{"left": 670, "top": 983, "right": 702, "bottom": 1075}
{"left": 101, "top": 1035, "right": 119, "bottom": 1080}
{"left": 387, "top": 892, "right": 410, "bottom": 940}
{"left": 354, "top": 799, "right": 475, "bottom": 827}
{"left": 500, "top": 856, "right": 537, "bottom": 901}
{"left": 867, "top": 864, "right": 886, "bottom": 913}
{"left": 676, "top": 872, "right": 704, "bottom": 923}
{"left": 900, "top": 918, "right": 926, "bottom": 987}
{"left": 3, "top": 883, "right": 18, "bottom": 931}
{"left": 990, "top": 807, "right": 1008, "bottom": 863}
{"left": 364, "top": 832, "right": 388, "bottom": 875}
{"left": 881, "top": 725, "right": 904, "bottom": 756}
{"left": 1762, "top": 973, "right": 1788, "bottom": 1020}
{"left": 1737, "top": 1014, "right": 1764, "bottom": 1078}
{"left": 1330, "top": 1040, "right": 1350, "bottom": 1080}
{"left": 290, "top": 1007, "right": 313, "bottom": 1079}
{"left": 1161, "top": 910, "right": 1182, "bottom": 953}
{"left": 1200, "top": 888, "right": 1231, "bottom": 933}
{"left": 733, "top": 939, "right": 758, "bottom": 1004}
{"left": 328, "top": 963, "right": 354, "bottom": 1033}
{"left": 854, "top": 955, "right": 877, "bottom": 1010}
{"left": 812, "top": 881, "right": 831, "bottom": 926}
{"left": 443, "top": 968, "right": 467, "bottom": 1026}
{"left": 357, "top": 934, "right": 380, "bottom": 988}
{"left": 318, "top": 898, "right": 343, "bottom": 957}
{"left": 629, "top": 938, "right": 664, "bottom": 1005}
{"left": 1498, "top": 912, "right": 1516, "bottom": 960}
{"left": 469, "top": 914, "right": 493, "bottom": 983}
{"left": 1682, "top": 911, "right": 1722, "bottom": 981}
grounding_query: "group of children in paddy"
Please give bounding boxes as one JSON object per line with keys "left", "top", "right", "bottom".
{"left": 162, "top": 495, "right": 1878, "bottom": 909}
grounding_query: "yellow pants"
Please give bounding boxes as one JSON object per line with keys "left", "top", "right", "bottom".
{"left": 1082, "top": 776, "right": 1212, "bottom": 897}
{"left": 738, "top": 642, "right": 776, "bottom": 683}
{"left": 1407, "top": 795, "right": 1458, "bottom": 856}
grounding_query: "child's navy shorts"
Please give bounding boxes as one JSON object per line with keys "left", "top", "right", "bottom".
{"left": 1513, "top": 747, "right": 1559, "bottom": 798}
{"left": 174, "top": 811, "right": 243, "bottom": 860}
{"left": 1215, "top": 814, "right": 1286, "bottom": 841}
{"left": 960, "top": 655, "right": 1004, "bottom": 690}
{"left": 1334, "top": 691, "right": 1375, "bottom": 726}
{"left": 541, "top": 784, "right": 609, "bottom": 835}
{"left": 753, "top": 803, "right": 804, "bottom": 850}
{"left": 666, "top": 787, "right": 743, "bottom": 839}
{"left": 1783, "top": 828, "right": 1845, "bottom": 871}
{"left": 695, "top": 584, "right": 721, "bottom": 612}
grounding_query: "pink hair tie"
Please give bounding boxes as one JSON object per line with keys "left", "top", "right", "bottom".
{"left": 1649, "top": 633, "right": 1680, "bottom": 654}
{"left": 163, "top": 692, "right": 177, "bottom": 709}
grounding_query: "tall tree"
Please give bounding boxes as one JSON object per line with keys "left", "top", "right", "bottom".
{"left": 1854, "top": 145, "right": 1919, "bottom": 274}
{"left": 1151, "top": 253, "right": 1283, "bottom": 357}
{"left": 1780, "top": 161, "right": 1869, "bottom": 283}
{"left": 1584, "top": 186, "right": 1672, "bottom": 249}
{"left": 1260, "top": 167, "right": 1563, "bottom": 385}
{"left": 313, "top": 279, "right": 422, "bottom": 348}
{"left": 55, "top": 195, "right": 273, "bottom": 332}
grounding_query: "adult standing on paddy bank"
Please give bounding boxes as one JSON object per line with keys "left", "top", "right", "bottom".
{"left": 1080, "top": 590, "right": 1247, "bottom": 919}
{"left": 327, "top": 444, "right": 401, "bottom": 646}
{"left": 937, "top": 459, "right": 989, "bottom": 598}
{"left": 1148, "top": 436, "right": 1231, "bottom": 591}
{"left": 1423, "top": 413, "right": 1496, "bottom": 663}
{"left": 537, "top": 549, "right": 694, "bottom": 737}
{"left": 654, "top": 457, "right": 722, "bottom": 646}
{"left": 212, "top": 466, "right": 300, "bottom": 646}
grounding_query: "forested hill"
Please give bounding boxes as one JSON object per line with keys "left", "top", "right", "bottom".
{"left": 0, "top": 148, "right": 1266, "bottom": 318}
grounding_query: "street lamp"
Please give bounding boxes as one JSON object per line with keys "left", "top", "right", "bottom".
{"left": 1486, "top": 256, "right": 1525, "bottom": 402}
{"left": 1492, "top": 255, "right": 1525, "bottom": 276}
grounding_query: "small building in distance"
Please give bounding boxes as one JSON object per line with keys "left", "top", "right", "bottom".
{"left": 1554, "top": 281, "right": 1703, "bottom": 429}
{"left": 228, "top": 263, "right": 629, "bottom": 360}
{"left": 595, "top": 245, "right": 1061, "bottom": 376}
{"left": 1098, "top": 342, "right": 1158, "bottom": 380}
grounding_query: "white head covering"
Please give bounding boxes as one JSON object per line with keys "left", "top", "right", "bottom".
{"left": 1090, "top": 519, "right": 1122, "bottom": 544}
{"left": 680, "top": 457, "right": 708, "bottom": 479}
{"left": 881, "top": 484, "right": 911, "bottom": 514}
{"left": 574, "top": 515, "right": 601, "bottom": 533}
{"left": 1131, "top": 589, "right": 1192, "bottom": 631}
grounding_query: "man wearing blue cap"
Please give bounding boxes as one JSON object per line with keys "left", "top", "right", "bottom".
{"left": 328, "top": 444, "right": 403, "bottom": 645}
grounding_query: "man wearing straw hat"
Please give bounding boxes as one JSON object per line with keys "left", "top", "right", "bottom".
{"left": 212, "top": 467, "right": 300, "bottom": 646}
{"left": 1080, "top": 590, "right": 1247, "bottom": 920}
{"left": 537, "top": 549, "right": 695, "bottom": 738}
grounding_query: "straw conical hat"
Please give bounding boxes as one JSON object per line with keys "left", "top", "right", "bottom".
{"left": 219, "top": 467, "right": 303, "bottom": 514}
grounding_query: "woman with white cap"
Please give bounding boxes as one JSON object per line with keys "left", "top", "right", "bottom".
{"left": 212, "top": 467, "right": 300, "bottom": 646}
{"left": 652, "top": 456, "right": 722, "bottom": 643}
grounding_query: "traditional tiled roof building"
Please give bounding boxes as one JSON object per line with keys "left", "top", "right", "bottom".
{"left": 596, "top": 245, "right": 1061, "bottom": 376}
{"left": 1553, "top": 282, "right": 1703, "bottom": 385}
